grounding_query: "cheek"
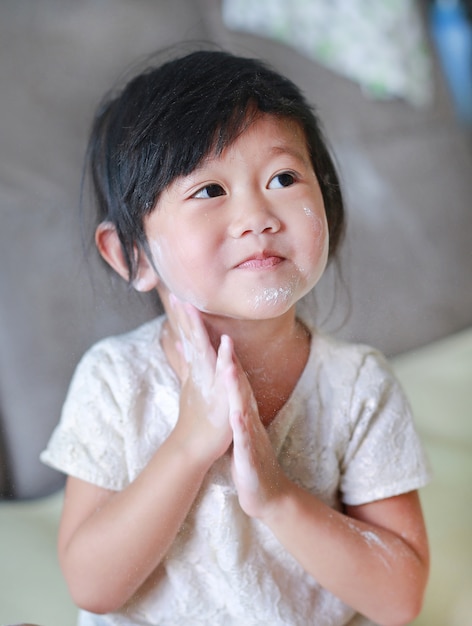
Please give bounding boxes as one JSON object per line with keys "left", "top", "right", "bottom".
{"left": 149, "top": 236, "right": 175, "bottom": 277}
{"left": 148, "top": 235, "right": 211, "bottom": 308}
{"left": 149, "top": 236, "right": 189, "bottom": 289}
{"left": 298, "top": 205, "right": 329, "bottom": 275}
{"left": 303, "top": 205, "right": 327, "bottom": 239}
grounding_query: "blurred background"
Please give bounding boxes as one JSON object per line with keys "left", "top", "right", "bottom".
{"left": 0, "top": 1, "right": 471, "bottom": 625}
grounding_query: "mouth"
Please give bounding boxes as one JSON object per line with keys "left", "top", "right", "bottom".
{"left": 235, "top": 251, "right": 285, "bottom": 270}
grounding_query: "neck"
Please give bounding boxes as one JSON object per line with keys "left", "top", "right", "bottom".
{"left": 201, "top": 307, "right": 300, "bottom": 359}
{"left": 201, "top": 309, "right": 311, "bottom": 426}
{"left": 159, "top": 291, "right": 312, "bottom": 426}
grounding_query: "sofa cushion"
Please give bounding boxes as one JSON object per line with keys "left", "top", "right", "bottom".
{"left": 0, "top": 0, "right": 208, "bottom": 499}
{"left": 393, "top": 327, "right": 472, "bottom": 625}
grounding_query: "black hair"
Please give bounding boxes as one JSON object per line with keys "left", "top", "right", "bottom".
{"left": 86, "top": 49, "right": 345, "bottom": 282}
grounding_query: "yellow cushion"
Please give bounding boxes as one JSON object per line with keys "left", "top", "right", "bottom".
{"left": 0, "top": 491, "right": 76, "bottom": 626}
{"left": 393, "top": 328, "right": 472, "bottom": 625}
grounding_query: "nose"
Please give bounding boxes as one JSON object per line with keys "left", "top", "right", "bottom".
{"left": 229, "top": 197, "right": 281, "bottom": 238}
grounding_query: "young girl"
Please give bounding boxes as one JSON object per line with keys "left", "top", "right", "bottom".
{"left": 41, "top": 50, "right": 430, "bottom": 626}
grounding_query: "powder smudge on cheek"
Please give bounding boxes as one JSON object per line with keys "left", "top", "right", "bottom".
{"left": 148, "top": 237, "right": 168, "bottom": 280}
{"left": 303, "top": 206, "right": 329, "bottom": 247}
{"left": 298, "top": 205, "right": 329, "bottom": 278}
{"left": 148, "top": 237, "right": 208, "bottom": 311}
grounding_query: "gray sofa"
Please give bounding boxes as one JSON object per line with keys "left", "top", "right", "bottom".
{"left": 0, "top": 1, "right": 471, "bottom": 624}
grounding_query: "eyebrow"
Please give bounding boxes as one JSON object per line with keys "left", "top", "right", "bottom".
{"left": 190, "top": 136, "right": 310, "bottom": 177}
{"left": 269, "top": 143, "right": 310, "bottom": 165}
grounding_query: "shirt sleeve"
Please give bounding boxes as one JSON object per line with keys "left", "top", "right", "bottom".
{"left": 40, "top": 343, "right": 130, "bottom": 491}
{"left": 340, "top": 349, "right": 432, "bottom": 506}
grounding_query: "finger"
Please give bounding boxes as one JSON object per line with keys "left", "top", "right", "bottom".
{"left": 224, "top": 348, "right": 261, "bottom": 428}
{"left": 170, "top": 295, "right": 216, "bottom": 370}
{"left": 230, "top": 410, "right": 259, "bottom": 492}
{"left": 224, "top": 356, "right": 244, "bottom": 419}
{"left": 215, "top": 334, "right": 234, "bottom": 377}
{"left": 185, "top": 303, "right": 216, "bottom": 366}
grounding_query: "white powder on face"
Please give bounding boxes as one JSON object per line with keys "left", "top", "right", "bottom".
{"left": 300, "top": 206, "right": 330, "bottom": 281}
{"left": 148, "top": 237, "right": 208, "bottom": 310}
{"left": 253, "top": 285, "right": 294, "bottom": 309}
{"left": 303, "top": 206, "right": 328, "bottom": 246}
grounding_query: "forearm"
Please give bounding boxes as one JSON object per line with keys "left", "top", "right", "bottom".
{"left": 60, "top": 434, "right": 212, "bottom": 614}
{"left": 262, "top": 482, "right": 428, "bottom": 626}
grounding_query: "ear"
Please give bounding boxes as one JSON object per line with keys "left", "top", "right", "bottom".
{"left": 95, "top": 222, "right": 159, "bottom": 292}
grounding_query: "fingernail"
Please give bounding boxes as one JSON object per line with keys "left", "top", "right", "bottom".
{"left": 220, "top": 334, "right": 231, "bottom": 352}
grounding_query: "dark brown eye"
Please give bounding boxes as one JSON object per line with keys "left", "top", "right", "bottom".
{"left": 269, "top": 172, "right": 295, "bottom": 189}
{"left": 194, "top": 184, "right": 225, "bottom": 199}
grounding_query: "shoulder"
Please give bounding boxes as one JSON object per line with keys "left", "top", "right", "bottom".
{"left": 310, "top": 330, "right": 394, "bottom": 388}
{"left": 85, "top": 315, "right": 165, "bottom": 360}
{"left": 41, "top": 315, "right": 175, "bottom": 490}
{"left": 307, "top": 330, "right": 409, "bottom": 432}
{"left": 64, "top": 315, "right": 174, "bottom": 410}
{"left": 307, "top": 332, "right": 431, "bottom": 504}
{"left": 77, "top": 315, "right": 166, "bottom": 377}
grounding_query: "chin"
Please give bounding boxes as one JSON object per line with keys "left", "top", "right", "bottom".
{"left": 252, "top": 285, "right": 296, "bottom": 309}
{"left": 197, "top": 283, "right": 311, "bottom": 321}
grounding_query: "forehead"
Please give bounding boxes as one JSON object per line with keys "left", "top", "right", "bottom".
{"left": 156, "top": 113, "right": 314, "bottom": 204}
{"left": 202, "top": 114, "right": 311, "bottom": 169}
{"left": 151, "top": 114, "right": 317, "bottom": 212}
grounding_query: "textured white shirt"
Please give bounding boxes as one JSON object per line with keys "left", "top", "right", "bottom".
{"left": 41, "top": 315, "right": 430, "bottom": 626}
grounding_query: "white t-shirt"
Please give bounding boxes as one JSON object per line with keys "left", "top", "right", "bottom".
{"left": 41, "top": 316, "right": 430, "bottom": 626}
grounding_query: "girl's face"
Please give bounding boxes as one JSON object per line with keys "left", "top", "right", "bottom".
{"left": 145, "top": 114, "right": 329, "bottom": 320}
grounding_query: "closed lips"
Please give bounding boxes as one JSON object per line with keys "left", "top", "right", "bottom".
{"left": 235, "top": 254, "right": 284, "bottom": 269}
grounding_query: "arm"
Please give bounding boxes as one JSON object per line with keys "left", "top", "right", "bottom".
{"left": 59, "top": 440, "right": 212, "bottom": 614}
{"left": 59, "top": 302, "right": 233, "bottom": 614}
{"left": 261, "top": 487, "right": 429, "bottom": 626}
{"left": 225, "top": 348, "right": 429, "bottom": 626}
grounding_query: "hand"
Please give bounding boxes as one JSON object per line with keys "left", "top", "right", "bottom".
{"left": 169, "top": 295, "right": 234, "bottom": 464}
{"left": 224, "top": 345, "right": 288, "bottom": 518}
